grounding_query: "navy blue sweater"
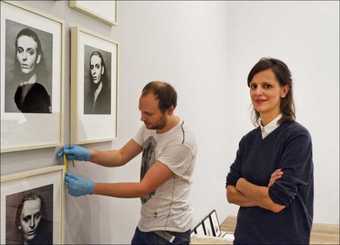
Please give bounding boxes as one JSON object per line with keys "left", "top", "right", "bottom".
{"left": 226, "top": 121, "right": 314, "bottom": 245}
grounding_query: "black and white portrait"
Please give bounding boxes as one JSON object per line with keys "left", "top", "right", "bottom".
{"left": 6, "top": 185, "right": 53, "bottom": 245}
{"left": 5, "top": 20, "right": 53, "bottom": 114}
{"left": 83, "top": 45, "right": 111, "bottom": 115}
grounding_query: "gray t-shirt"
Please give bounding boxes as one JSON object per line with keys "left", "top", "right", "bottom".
{"left": 133, "top": 120, "right": 197, "bottom": 232}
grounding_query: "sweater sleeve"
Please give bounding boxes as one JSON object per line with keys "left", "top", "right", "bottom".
{"left": 226, "top": 137, "right": 245, "bottom": 187}
{"left": 268, "top": 131, "right": 313, "bottom": 206}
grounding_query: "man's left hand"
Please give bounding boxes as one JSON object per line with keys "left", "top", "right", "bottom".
{"left": 65, "top": 172, "right": 95, "bottom": 197}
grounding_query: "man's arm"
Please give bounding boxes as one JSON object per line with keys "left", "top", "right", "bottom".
{"left": 236, "top": 178, "right": 285, "bottom": 213}
{"left": 93, "top": 161, "right": 174, "bottom": 197}
{"left": 90, "top": 139, "right": 142, "bottom": 167}
{"left": 226, "top": 185, "right": 258, "bottom": 207}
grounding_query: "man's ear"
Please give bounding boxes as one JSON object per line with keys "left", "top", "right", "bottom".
{"left": 36, "top": 54, "right": 41, "bottom": 64}
{"left": 167, "top": 106, "right": 175, "bottom": 115}
{"left": 101, "top": 66, "right": 104, "bottom": 75}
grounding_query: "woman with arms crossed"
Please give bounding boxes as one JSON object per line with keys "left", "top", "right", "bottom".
{"left": 226, "top": 57, "right": 313, "bottom": 244}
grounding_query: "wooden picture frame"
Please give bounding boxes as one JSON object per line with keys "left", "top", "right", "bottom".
{"left": 69, "top": 0, "right": 117, "bottom": 26}
{"left": 0, "top": 165, "right": 64, "bottom": 244}
{"left": 70, "top": 26, "right": 118, "bottom": 144}
{"left": 0, "top": 1, "right": 65, "bottom": 153}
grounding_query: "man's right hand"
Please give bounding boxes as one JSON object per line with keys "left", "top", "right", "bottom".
{"left": 57, "top": 145, "right": 91, "bottom": 161}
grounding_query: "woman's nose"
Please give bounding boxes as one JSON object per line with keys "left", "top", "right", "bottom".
{"left": 29, "top": 218, "right": 35, "bottom": 228}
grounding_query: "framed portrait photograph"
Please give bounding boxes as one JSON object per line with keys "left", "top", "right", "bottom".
{"left": 0, "top": 165, "right": 64, "bottom": 245}
{"left": 203, "top": 216, "right": 214, "bottom": 236}
{"left": 0, "top": 1, "right": 64, "bottom": 152}
{"left": 71, "top": 26, "right": 118, "bottom": 144}
{"left": 69, "top": 0, "right": 117, "bottom": 26}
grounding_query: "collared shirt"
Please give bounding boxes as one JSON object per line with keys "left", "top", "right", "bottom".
{"left": 259, "top": 114, "right": 282, "bottom": 139}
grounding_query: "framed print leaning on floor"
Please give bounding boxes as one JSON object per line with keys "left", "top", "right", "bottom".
{"left": 0, "top": 1, "right": 65, "bottom": 152}
{"left": 71, "top": 26, "right": 118, "bottom": 144}
{"left": 0, "top": 165, "right": 64, "bottom": 244}
{"left": 69, "top": 0, "right": 117, "bottom": 26}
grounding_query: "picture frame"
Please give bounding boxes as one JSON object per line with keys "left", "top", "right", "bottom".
{"left": 70, "top": 26, "right": 118, "bottom": 144}
{"left": 210, "top": 209, "right": 221, "bottom": 237}
{"left": 203, "top": 216, "right": 214, "bottom": 236}
{"left": 69, "top": 0, "right": 117, "bottom": 26}
{"left": 194, "top": 222, "right": 205, "bottom": 236}
{"left": 0, "top": 1, "right": 65, "bottom": 153}
{"left": 0, "top": 165, "right": 64, "bottom": 244}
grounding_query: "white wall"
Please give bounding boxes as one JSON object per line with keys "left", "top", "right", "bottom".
{"left": 1, "top": 1, "right": 338, "bottom": 244}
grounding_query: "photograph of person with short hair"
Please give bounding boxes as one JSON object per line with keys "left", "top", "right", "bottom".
{"left": 5, "top": 19, "right": 53, "bottom": 114}
{"left": 83, "top": 45, "right": 112, "bottom": 115}
{"left": 6, "top": 185, "right": 53, "bottom": 245}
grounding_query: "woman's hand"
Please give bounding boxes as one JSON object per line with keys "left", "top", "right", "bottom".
{"left": 268, "top": 169, "right": 283, "bottom": 187}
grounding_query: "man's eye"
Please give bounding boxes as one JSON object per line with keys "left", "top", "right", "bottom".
{"left": 95, "top": 64, "right": 100, "bottom": 69}
{"left": 90, "top": 65, "right": 94, "bottom": 70}
{"left": 17, "top": 48, "right": 23, "bottom": 53}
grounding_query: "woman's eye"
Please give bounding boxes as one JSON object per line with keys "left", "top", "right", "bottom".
{"left": 263, "top": 84, "right": 272, "bottom": 89}
{"left": 250, "top": 84, "right": 257, "bottom": 90}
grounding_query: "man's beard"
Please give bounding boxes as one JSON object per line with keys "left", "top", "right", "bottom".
{"left": 148, "top": 115, "right": 167, "bottom": 130}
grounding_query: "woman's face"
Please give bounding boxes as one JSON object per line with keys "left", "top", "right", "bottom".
{"left": 90, "top": 54, "right": 104, "bottom": 84}
{"left": 249, "top": 68, "right": 288, "bottom": 118}
{"left": 16, "top": 35, "right": 40, "bottom": 74}
{"left": 20, "top": 198, "right": 42, "bottom": 241}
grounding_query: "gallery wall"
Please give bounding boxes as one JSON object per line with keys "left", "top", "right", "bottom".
{"left": 1, "top": 1, "right": 338, "bottom": 244}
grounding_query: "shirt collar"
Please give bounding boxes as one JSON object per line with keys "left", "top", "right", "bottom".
{"left": 259, "top": 114, "right": 282, "bottom": 139}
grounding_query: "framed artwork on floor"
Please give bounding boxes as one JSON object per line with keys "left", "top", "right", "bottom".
{"left": 0, "top": 1, "right": 65, "bottom": 152}
{"left": 69, "top": 0, "right": 117, "bottom": 26}
{"left": 210, "top": 209, "right": 221, "bottom": 237}
{"left": 0, "top": 165, "right": 64, "bottom": 244}
{"left": 194, "top": 222, "right": 205, "bottom": 236}
{"left": 70, "top": 26, "right": 118, "bottom": 144}
{"left": 203, "top": 216, "right": 213, "bottom": 236}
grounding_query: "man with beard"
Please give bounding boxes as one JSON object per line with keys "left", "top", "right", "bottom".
{"left": 58, "top": 81, "right": 197, "bottom": 245}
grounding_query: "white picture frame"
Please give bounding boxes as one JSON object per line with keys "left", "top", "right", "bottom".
{"left": 0, "top": 165, "right": 64, "bottom": 244}
{"left": 194, "top": 222, "right": 205, "bottom": 236}
{"left": 0, "top": 1, "right": 65, "bottom": 153}
{"left": 70, "top": 26, "right": 118, "bottom": 144}
{"left": 210, "top": 210, "right": 221, "bottom": 237}
{"left": 69, "top": 0, "right": 117, "bottom": 26}
{"left": 203, "top": 216, "right": 214, "bottom": 237}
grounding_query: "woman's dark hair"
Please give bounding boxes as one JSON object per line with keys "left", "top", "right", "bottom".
{"left": 247, "top": 57, "right": 295, "bottom": 125}
{"left": 15, "top": 193, "right": 45, "bottom": 230}
{"left": 88, "top": 51, "right": 108, "bottom": 90}
{"left": 14, "top": 28, "right": 47, "bottom": 80}
{"left": 142, "top": 81, "right": 177, "bottom": 112}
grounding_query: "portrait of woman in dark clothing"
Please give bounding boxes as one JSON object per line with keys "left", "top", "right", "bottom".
{"left": 11, "top": 27, "right": 51, "bottom": 113}
{"left": 84, "top": 47, "right": 111, "bottom": 115}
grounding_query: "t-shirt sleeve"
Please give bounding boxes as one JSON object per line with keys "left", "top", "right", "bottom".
{"left": 226, "top": 137, "right": 245, "bottom": 187}
{"left": 157, "top": 144, "right": 194, "bottom": 180}
{"left": 132, "top": 125, "right": 145, "bottom": 146}
{"left": 269, "top": 132, "right": 313, "bottom": 207}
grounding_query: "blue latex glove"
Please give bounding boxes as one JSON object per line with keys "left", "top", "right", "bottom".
{"left": 57, "top": 145, "right": 91, "bottom": 161}
{"left": 64, "top": 172, "right": 94, "bottom": 197}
